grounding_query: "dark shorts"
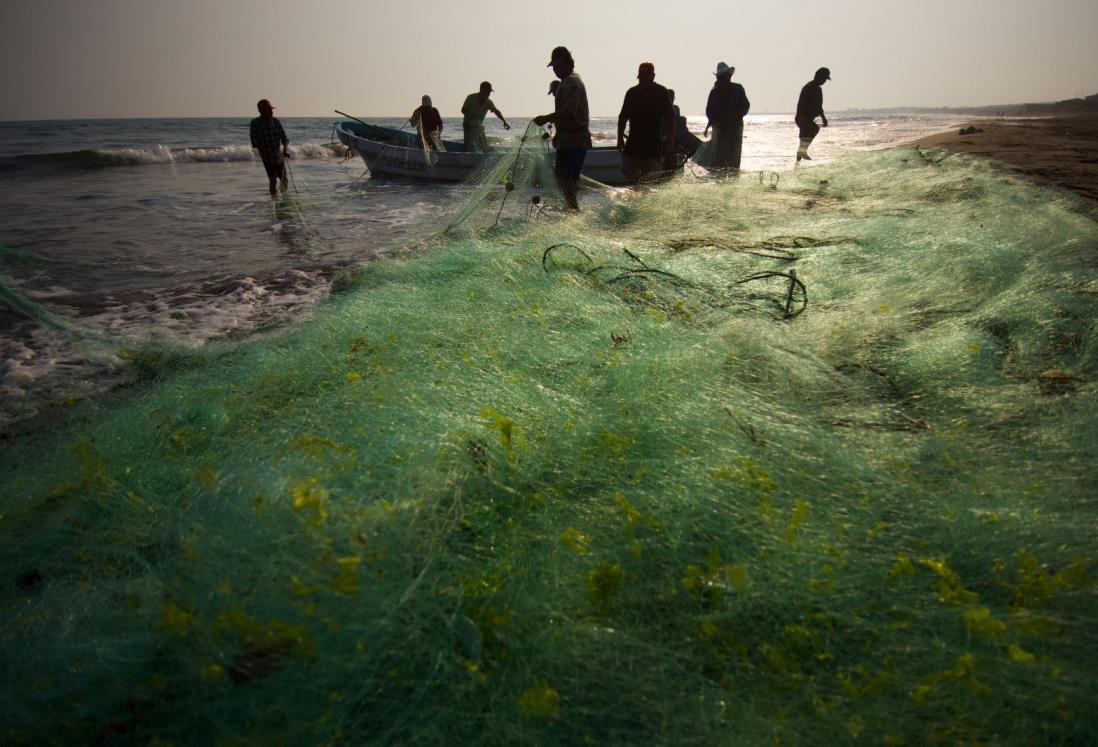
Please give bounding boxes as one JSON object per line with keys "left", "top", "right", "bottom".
{"left": 796, "top": 119, "right": 821, "bottom": 140}
{"left": 261, "top": 156, "right": 285, "bottom": 180}
{"left": 555, "top": 148, "right": 587, "bottom": 183}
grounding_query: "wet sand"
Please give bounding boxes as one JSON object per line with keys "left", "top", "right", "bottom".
{"left": 911, "top": 114, "right": 1098, "bottom": 205}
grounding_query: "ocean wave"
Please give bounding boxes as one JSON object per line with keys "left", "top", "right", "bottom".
{"left": 5, "top": 142, "right": 344, "bottom": 171}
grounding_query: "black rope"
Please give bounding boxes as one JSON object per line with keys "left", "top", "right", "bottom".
{"left": 541, "top": 243, "right": 592, "bottom": 272}
{"left": 736, "top": 271, "right": 808, "bottom": 319}
{"left": 542, "top": 245, "right": 810, "bottom": 321}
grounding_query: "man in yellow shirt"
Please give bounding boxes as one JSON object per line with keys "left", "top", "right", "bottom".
{"left": 461, "top": 81, "right": 510, "bottom": 152}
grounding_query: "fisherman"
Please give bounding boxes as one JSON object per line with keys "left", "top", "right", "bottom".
{"left": 461, "top": 81, "right": 510, "bottom": 153}
{"left": 666, "top": 89, "right": 701, "bottom": 158}
{"left": 409, "top": 95, "right": 443, "bottom": 151}
{"left": 617, "top": 62, "right": 675, "bottom": 184}
{"left": 533, "top": 46, "right": 592, "bottom": 210}
{"left": 249, "top": 99, "right": 289, "bottom": 198}
{"left": 703, "top": 62, "right": 750, "bottom": 172}
{"left": 795, "top": 67, "right": 831, "bottom": 162}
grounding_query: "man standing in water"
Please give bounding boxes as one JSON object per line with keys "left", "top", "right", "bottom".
{"left": 795, "top": 67, "right": 831, "bottom": 162}
{"left": 461, "top": 81, "right": 510, "bottom": 153}
{"left": 703, "top": 62, "right": 750, "bottom": 173}
{"left": 534, "top": 46, "right": 592, "bottom": 210}
{"left": 409, "top": 95, "right": 444, "bottom": 151}
{"left": 250, "top": 99, "right": 289, "bottom": 198}
{"left": 617, "top": 62, "right": 675, "bottom": 184}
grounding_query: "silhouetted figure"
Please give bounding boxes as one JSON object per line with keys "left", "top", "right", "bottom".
{"left": 704, "top": 62, "right": 750, "bottom": 172}
{"left": 461, "top": 81, "right": 510, "bottom": 153}
{"left": 250, "top": 99, "right": 289, "bottom": 198}
{"left": 409, "top": 95, "right": 443, "bottom": 151}
{"left": 796, "top": 67, "right": 830, "bottom": 162}
{"left": 533, "top": 46, "right": 592, "bottom": 210}
{"left": 617, "top": 62, "right": 675, "bottom": 184}
{"left": 665, "top": 89, "right": 702, "bottom": 160}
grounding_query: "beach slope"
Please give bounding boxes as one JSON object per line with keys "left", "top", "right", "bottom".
{"left": 913, "top": 114, "right": 1098, "bottom": 205}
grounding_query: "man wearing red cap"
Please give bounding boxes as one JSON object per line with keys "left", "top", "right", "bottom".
{"left": 617, "top": 62, "right": 675, "bottom": 184}
{"left": 250, "top": 99, "right": 289, "bottom": 197}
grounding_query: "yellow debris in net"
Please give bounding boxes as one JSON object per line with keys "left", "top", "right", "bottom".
{"left": 159, "top": 600, "right": 196, "bottom": 636}
{"left": 559, "top": 527, "right": 591, "bottom": 554}
{"left": 517, "top": 681, "right": 561, "bottom": 719}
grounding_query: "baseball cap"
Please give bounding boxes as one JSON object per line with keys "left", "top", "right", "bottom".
{"left": 257, "top": 98, "right": 274, "bottom": 110}
{"left": 547, "top": 46, "right": 572, "bottom": 66}
{"left": 816, "top": 67, "right": 832, "bottom": 80}
{"left": 638, "top": 62, "right": 655, "bottom": 77}
{"left": 480, "top": 80, "right": 494, "bottom": 92}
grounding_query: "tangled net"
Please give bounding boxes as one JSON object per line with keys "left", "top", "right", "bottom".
{"left": 2, "top": 145, "right": 1097, "bottom": 744}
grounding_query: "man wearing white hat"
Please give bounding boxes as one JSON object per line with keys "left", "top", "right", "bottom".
{"left": 409, "top": 95, "right": 443, "bottom": 151}
{"left": 703, "top": 62, "right": 750, "bottom": 172}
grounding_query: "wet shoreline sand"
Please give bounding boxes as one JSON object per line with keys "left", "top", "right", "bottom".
{"left": 911, "top": 114, "right": 1098, "bottom": 206}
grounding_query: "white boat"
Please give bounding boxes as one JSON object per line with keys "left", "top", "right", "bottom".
{"left": 335, "top": 121, "right": 632, "bottom": 186}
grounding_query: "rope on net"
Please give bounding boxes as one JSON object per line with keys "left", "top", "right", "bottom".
{"left": 543, "top": 244, "right": 809, "bottom": 320}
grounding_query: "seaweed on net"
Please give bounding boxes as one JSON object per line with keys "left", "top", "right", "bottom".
{"left": 2, "top": 148, "right": 1098, "bottom": 745}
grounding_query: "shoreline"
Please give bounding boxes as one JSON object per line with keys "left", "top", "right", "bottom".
{"left": 909, "top": 113, "right": 1098, "bottom": 205}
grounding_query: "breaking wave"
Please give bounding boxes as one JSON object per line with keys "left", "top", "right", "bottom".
{"left": 3, "top": 142, "right": 346, "bottom": 171}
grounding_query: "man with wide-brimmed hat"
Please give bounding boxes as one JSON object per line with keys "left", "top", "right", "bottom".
{"left": 533, "top": 46, "right": 592, "bottom": 209}
{"left": 703, "top": 62, "right": 750, "bottom": 172}
{"left": 796, "top": 67, "right": 831, "bottom": 162}
{"left": 249, "top": 98, "right": 290, "bottom": 197}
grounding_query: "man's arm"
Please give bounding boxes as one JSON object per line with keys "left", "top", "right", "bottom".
{"left": 704, "top": 89, "right": 716, "bottom": 136}
{"left": 492, "top": 108, "right": 510, "bottom": 130}
{"left": 250, "top": 120, "right": 259, "bottom": 149}
{"left": 737, "top": 87, "right": 751, "bottom": 118}
{"left": 617, "top": 92, "right": 630, "bottom": 151}
{"left": 663, "top": 91, "right": 675, "bottom": 149}
{"left": 277, "top": 121, "right": 289, "bottom": 155}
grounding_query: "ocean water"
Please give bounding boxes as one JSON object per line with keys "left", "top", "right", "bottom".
{"left": 0, "top": 113, "right": 965, "bottom": 428}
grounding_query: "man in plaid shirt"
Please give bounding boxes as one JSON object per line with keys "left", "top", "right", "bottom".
{"left": 250, "top": 99, "right": 289, "bottom": 197}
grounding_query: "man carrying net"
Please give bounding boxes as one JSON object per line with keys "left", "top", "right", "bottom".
{"left": 533, "top": 46, "right": 592, "bottom": 210}
{"left": 249, "top": 98, "right": 289, "bottom": 198}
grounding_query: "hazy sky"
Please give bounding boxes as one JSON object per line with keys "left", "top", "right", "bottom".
{"left": 2, "top": 0, "right": 1096, "bottom": 120}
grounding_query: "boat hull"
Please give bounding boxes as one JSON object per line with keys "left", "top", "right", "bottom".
{"left": 335, "top": 122, "right": 631, "bottom": 186}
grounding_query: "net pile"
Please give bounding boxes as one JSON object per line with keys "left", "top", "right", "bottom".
{"left": 2, "top": 145, "right": 1097, "bottom": 744}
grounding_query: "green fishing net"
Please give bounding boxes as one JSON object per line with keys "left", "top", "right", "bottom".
{"left": 2, "top": 141, "right": 1097, "bottom": 745}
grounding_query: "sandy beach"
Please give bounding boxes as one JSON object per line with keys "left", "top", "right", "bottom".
{"left": 913, "top": 114, "right": 1098, "bottom": 205}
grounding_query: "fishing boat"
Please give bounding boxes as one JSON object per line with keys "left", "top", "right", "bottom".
{"left": 335, "top": 121, "right": 633, "bottom": 185}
